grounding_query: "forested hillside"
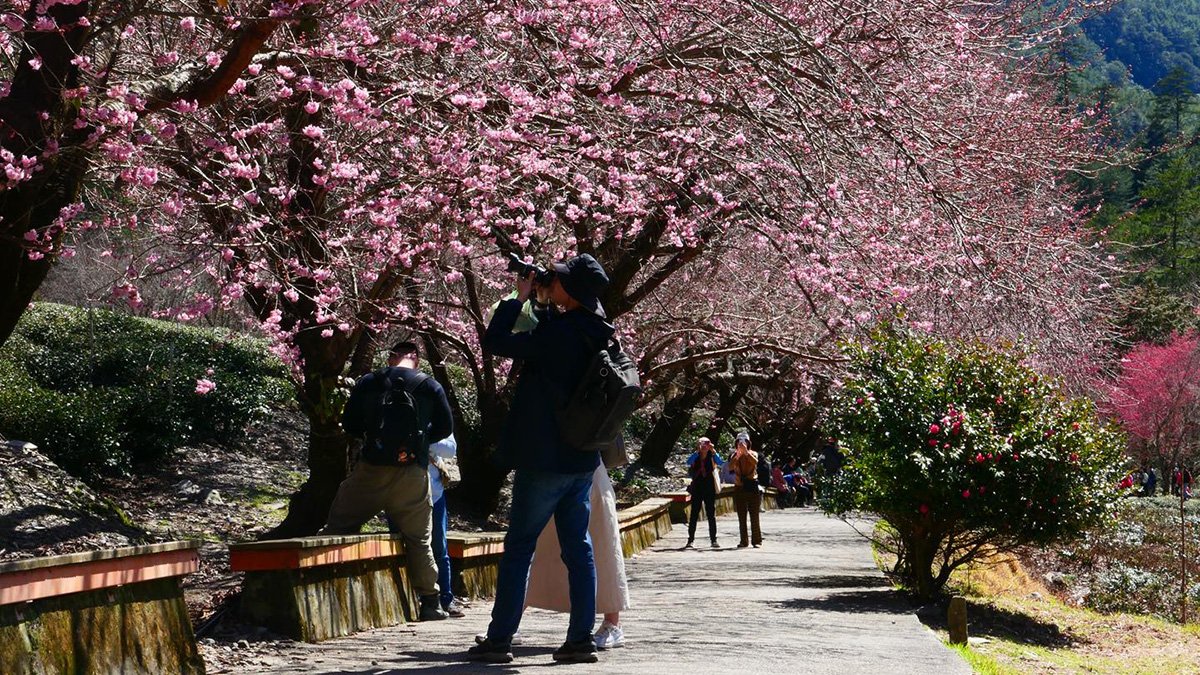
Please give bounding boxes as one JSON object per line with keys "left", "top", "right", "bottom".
{"left": 1056, "top": 1, "right": 1200, "bottom": 346}
{"left": 1082, "top": 0, "right": 1200, "bottom": 91}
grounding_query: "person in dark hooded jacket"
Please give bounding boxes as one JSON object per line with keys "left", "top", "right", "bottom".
{"left": 468, "top": 253, "right": 614, "bottom": 665}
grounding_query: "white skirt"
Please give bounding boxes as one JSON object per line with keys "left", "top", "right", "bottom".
{"left": 525, "top": 465, "right": 630, "bottom": 614}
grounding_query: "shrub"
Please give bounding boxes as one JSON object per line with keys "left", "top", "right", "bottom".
{"left": 1035, "top": 496, "right": 1200, "bottom": 622}
{"left": 0, "top": 303, "right": 292, "bottom": 476}
{"left": 822, "top": 328, "right": 1125, "bottom": 599}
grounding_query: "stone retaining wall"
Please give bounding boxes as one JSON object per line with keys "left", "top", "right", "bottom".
{"left": 666, "top": 486, "right": 782, "bottom": 523}
{"left": 449, "top": 495, "right": 677, "bottom": 600}
{"left": 0, "top": 541, "right": 203, "bottom": 674}
{"left": 447, "top": 533, "right": 504, "bottom": 601}
{"left": 230, "top": 534, "right": 416, "bottom": 643}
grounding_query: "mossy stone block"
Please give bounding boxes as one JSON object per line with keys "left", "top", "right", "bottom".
{"left": 0, "top": 577, "right": 203, "bottom": 674}
{"left": 239, "top": 558, "right": 416, "bottom": 643}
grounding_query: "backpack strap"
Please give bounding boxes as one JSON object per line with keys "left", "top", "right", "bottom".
{"left": 401, "top": 371, "right": 430, "bottom": 395}
{"left": 377, "top": 367, "right": 428, "bottom": 395}
{"left": 375, "top": 368, "right": 393, "bottom": 393}
{"left": 571, "top": 314, "right": 619, "bottom": 355}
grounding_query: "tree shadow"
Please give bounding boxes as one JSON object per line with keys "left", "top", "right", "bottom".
{"left": 0, "top": 503, "right": 145, "bottom": 551}
{"left": 916, "top": 598, "right": 1075, "bottom": 648}
{"left": 790, "top": 574, "right": 893, "bottom": 589}
{"left": 770, "top": 589, "right": 916, "bottom": 615}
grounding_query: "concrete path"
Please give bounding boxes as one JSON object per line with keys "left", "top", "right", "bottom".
{"left": 250, "top": 508, "right": 971, "bottom": 674}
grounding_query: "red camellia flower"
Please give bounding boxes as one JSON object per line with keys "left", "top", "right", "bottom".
{"left": 962, "top": 489, "right": 971, "bottom": 499}
{"left": 929, "top": 439, "right": 938, "bottom": 447}
{"left": 979, "top": 485, "right": 987, "bottom": 494}
{"left": 919, "top": 504, "right": 929, "bottom": 514}
{"left": 975, "top": 453, "right": 985, "bottom": 463}
{"left": 1069, "top": 452, "right": 1079, "bottom": 463}
{"left": 929, "top": 423, "right": 941, "bottom": 434}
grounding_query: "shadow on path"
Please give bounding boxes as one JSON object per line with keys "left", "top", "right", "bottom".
{"left": 917, "top": 598, "right": 1075, "bottom": 648}
{"left": 323, "top": 647, "right": 567, "bottom": 674}
{"left": 771, "top": 589, "right": 916, "bottom": 615}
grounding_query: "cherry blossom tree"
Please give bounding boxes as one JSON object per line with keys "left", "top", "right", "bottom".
{"left": 51, "top": 0, "right": 1120, "bottom": 532}
{"left": 1107, "top": 332, "right": 1200, "bottom": 478}
{"left": 0, "top": 0, "right": 316, "bottom": 346}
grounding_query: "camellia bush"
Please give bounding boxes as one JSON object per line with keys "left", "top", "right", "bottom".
{"left": 822, "top": 329, "right": 1124, "bottom": 600}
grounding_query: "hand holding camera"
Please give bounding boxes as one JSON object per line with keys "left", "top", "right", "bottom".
{"left": 505, "top": 252, "right": 555, "bottom": 303}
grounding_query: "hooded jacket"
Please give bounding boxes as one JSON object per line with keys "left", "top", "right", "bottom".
{"left": 484, "top": 298, "right": 614, "bottom": 474}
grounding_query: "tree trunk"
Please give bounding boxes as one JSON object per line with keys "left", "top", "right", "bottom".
{"left": 703, "top": 384, "right": 748, "bottom": 444}
{"left": 421, "top": 335, "right": 510, "bottom": 517}
{"left": 0, "top": 1, "right": 89, "bottom": 349}
{"left": 265, "top": 417, "right": 351, "bottom": 538}
{"left": 0, "top": 239, "right": 56, "bottom": 346}
{"left": 904, "top": 530, "right": 941, "bottom": 601}
{"left": 263, "top": 345, "right": 353, "bottom": 538}
{"left": 1181, "top": 487, "right": 1189, "bottom": 623}
{"left": 638, "top": 386, "right": 708, "bottom": 472}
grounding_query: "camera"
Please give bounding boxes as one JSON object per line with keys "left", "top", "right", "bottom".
{"left": 505, "top": 252, "right": 555, "bottom": 286}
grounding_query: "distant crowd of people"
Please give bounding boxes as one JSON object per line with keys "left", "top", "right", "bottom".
{"left": 1119, "top": 465, "right": 1194, "bottom": 499}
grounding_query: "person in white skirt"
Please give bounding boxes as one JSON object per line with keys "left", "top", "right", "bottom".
{"left": 526, "top": 464, "right": 629, "bottom": 649}
{"left": 478, "top": 464, "right": 630, "bottom": 650}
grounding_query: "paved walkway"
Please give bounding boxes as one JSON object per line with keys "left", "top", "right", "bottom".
{"left": 255, "top": 508, "right": 970, "bottom": 674}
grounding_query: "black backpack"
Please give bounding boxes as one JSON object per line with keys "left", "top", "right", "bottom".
{"left": 360, "top": 369, "right": 429, "bottom": 466}
{"left": 557, "top": 332, "right": 642, "bottom": 452}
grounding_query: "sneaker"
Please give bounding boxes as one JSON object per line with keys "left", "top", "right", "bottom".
{"left": 737, "top": 543, "right": 749, "bottom": 548}
{"left": 444, "top": 599, "right": 467, "bottom": 618}
{"left": 684, "top": 540, "right": 694, "bottom": 549}
{"left": 419, "top": 595, "right": 449, "bottom": 621}
{"left": 710, "top": 540, "right": 720, "bottom": 548}
{"left": 553, "top": 639, "right": 599, "bottom": 663}
{"left": 475, "top": 632, "right": 523, "bottom": 646}
{"left": 467, "top": 638, "right": 513, "bottom": 664}
{"left": 593, "top": 622, "right": 625, "bottom": 650}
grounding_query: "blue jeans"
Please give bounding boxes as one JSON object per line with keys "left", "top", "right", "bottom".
{"left": 487, "top": 469, "right": 595, "bottom": 644}
{"left": 431, "top": 494, "right": 454, "bottom": 608}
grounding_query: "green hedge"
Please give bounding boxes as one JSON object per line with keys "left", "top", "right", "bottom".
{"left": 0, "top": 303, "right": 292, "bottom": 476}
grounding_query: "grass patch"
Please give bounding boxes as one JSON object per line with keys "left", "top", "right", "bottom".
{"left": 950, "top": 643, "right": 1016, "bottom": 675}
{"left": 918, "top": 552, "right": 1200, "bottom": 673}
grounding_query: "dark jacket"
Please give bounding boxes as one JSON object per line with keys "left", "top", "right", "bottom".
{"left": 483, "top": 299, "right": 613, "bottom": 474}
{"left": 687, "top": 451, "right": 722, "bottom": 495}
{"left": 341, "top": 366, "right": 453, "bottom": 468}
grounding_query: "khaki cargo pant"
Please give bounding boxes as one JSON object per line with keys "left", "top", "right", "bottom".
{"left": 321, "top": 462, "right": 439, "bottom": 598}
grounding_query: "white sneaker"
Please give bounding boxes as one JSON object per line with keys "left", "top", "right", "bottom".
{"left": 475, "top": 632, "right": 522, "bottom": 646}
{"left": 593, "top": 622, "right": 625, "bottom": 650}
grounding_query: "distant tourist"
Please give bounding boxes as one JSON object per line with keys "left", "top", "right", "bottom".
{"left": 1143, "top": 466, "right": 1158, "bottom": 497}
{"left": 730, "top": 432, "right": 763, "bottom": 548}
{"left": 685, "top": 437, "right": 723, "bottom": 548}
{"left": 771, "top": 462, "right": 793, "bottom": 508}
